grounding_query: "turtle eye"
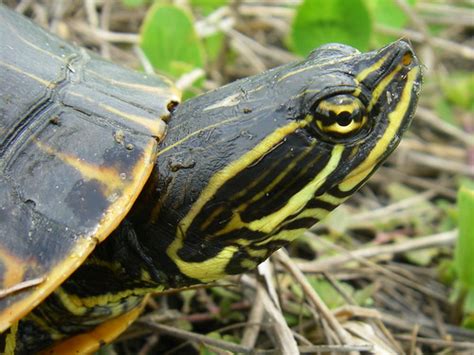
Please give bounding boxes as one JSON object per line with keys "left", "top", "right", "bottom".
{"left": 311, "top": 94, "right": 367, "bottom": 140}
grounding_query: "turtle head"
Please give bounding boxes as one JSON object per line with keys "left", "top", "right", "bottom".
{"left": 135, "top": 40, "right": 422, "bottom": 286}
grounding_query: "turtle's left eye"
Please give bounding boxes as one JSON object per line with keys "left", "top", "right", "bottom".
{"left": 311, "top": 94, "right": 367, "bottom": 139}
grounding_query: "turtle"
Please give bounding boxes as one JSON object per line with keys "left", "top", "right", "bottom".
{"left": 0, "top": 4, "right": 422, "bottom": 354}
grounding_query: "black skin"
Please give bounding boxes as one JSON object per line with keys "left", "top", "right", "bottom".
{"left": 9, "top": 40, "right": 421, "bottom": 353}
{"left": 81, "top": 41, "right": 421, "bottom": 293}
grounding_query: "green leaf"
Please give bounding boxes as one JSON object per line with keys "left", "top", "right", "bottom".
{"left": 200, "top": 332, "right": 239, "bottom": 354}
{"left": 440, "top": 72, "right": 474, "bottom": 112}
{"left": 122, "top": 0, "right": 148, "bottom": 7}
{"left": 465, "top": 287, "right": 474, "bottom": 313}
{"left": 140, "top": 4, "right": 204, "bottom": 78}
{"left": 455, "top": 183, "right": 474, "bottom": 288}
{"left": 291, "top": 0, "right": 372, "bottom": 55}
{"left": 435, "top": 98, "right": 456, "bottom": 126}
{"left": 191, "top": 0, "right": 228, "bottom": 15}
{"left": 308, "top": 277, "right": 353, "bottom": 309}
{"left": 387, "top": 182, "right": 418, "bottom": 201}
{"left": 369, "top": 0, "right": 417, "bottom": 46}
{"left": 369, "top": 0, "right": 416, "bottom": 28}
{"left": 204, "top": 32, "right": 225, "bottom": 63}
{"left": 94, "top": 345, "right": 116, "bottom": 355}
{"left": 353, "top": 283, "right": 375, "bottom": 306}
{"left": 405, "top": 247, "right": 440, "bottom": 266}
{"left": 462, "top": 288, "right": 474, "bottom": 329}
{"left": 284, "top": 313, "right": 300, "bottom": 327}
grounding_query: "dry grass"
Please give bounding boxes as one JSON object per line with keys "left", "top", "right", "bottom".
{"left": 5, "top": 0, "right": 474, "bottom": 353}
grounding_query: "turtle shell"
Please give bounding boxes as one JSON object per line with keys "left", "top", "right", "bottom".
{"left": 0, "top": 6, "right": 180, "bottom": 331}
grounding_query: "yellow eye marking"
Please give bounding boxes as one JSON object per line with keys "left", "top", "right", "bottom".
{"left": 0, "top": 62, "right": 55, "bottom": 87}
{"left": 340, "top": 66, "right": 420, "bottom": 191}
{"left": 318, "top": 101, "right": 359, "bottom": 115}
{"left": 316, "top": 116, "right": 367, "bottom": 135}
{"left": 35, "top": 141, "right": 125, "bottom": 196}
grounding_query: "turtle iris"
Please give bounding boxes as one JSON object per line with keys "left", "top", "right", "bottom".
{"left": 312, "top": 94, "right": 368, "bottom": 140}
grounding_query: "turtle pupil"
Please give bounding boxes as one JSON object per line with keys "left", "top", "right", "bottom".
{"left": 336, "top": 111, "right": 352, "bottom": 126}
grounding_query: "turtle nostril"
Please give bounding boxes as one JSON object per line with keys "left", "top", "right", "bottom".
{"left": 402, "top": 52, "right": 413, "bottom": 66}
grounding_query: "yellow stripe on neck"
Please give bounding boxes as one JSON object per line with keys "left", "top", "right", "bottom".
{"left": 245, "top": 144, "right": 344, "bottom": 233}
{"left": 340, "top": 66, "right": 419, "bottom": 192}
{"left": 166, "top": 120, "right": 310, "bottom": 282}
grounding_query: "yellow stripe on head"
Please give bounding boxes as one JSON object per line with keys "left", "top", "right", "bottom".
{"left": 177, "top": 120, "right": 310, "bottom": 236}
{"left": 216, "top": 145, "right": 344, "bottom": 236}
{"left": 166, "top": 120, "right": 310, "bottom": 281}
{"left": 340, "top": 66, "right": 420, "bottom": 191}
{"left": 245, "top": 144, "right": 343, "bottom": 233}
{"left": 355, "top": 55, "right": 387, "bottom": 83}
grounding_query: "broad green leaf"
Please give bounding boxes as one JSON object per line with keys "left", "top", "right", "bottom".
{"left": 204, "top": 32, "right": 225, "bottom": 63}
{"left": 368, "top": 0, "right": 416, "bottom": 29}
{"left": 455, "top": 183, "right": 474, "bottom": 288}
{"left": 191, "top": 0, "right": 228, "bottom": 15}
{"left": 121, "top": 0, "right": 148, "bottom": 7}
{"left": 368, "top": 0, "right": 417, "bottom": 46}
{"left": 140, "top": 5, "right": 204, "bottom": 78}
{"left": 291, "top": 0, "right": 372, "bottom": 55}
{"left": 308, "top": 277, "right": 354, "bottom": 309}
